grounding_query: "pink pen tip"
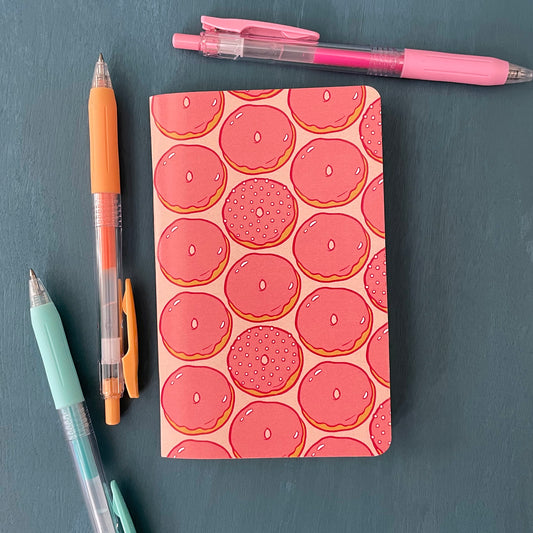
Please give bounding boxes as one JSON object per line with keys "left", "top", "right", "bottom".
{"left": 172, "top": 33, "right": 201, "bottom": 51}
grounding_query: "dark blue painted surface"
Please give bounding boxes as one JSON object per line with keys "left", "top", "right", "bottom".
{"left": 2, "top": 1, "right": 533, "bottom": 531}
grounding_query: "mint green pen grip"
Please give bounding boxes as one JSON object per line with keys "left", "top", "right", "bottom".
{"left": 30, "top": 302, "right": 84, "bottom": 409}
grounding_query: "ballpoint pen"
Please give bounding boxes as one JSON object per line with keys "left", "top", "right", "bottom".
{"left": 89, "top": 54, "right": 138, "bottom": 425}
{"left": 172, "top": 16, "right": 533, "bottom": 86}
{"left": 28, "top": 269, "right": 136, "bottom": 533}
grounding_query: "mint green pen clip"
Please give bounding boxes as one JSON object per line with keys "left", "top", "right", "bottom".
{"left": 111, "top": 481, "right": 136, "bottom": 533}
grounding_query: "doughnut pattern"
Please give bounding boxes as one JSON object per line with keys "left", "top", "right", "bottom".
{"left": 151, "top": 86, "right": 389, "bottom": 458}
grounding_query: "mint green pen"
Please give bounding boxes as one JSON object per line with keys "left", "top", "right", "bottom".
{"left": 28, "top": 269, "right": 135, "bottom": 533}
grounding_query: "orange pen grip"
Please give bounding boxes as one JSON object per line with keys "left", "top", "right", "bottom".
{"left": 89, "top": 87, "right": 120, "bottom": 194}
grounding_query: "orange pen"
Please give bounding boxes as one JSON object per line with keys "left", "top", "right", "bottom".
{"left": 88, "top": 54, "right": 138, "bottom": 425}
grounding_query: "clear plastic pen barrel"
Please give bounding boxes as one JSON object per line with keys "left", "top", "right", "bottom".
{"left": 93, "top": 192, "right": 124, "bottom": 422}
{"left": 59, "top": 402, "right": 121, "bottom": 533}
{"left": 199, "top": 33, "right": 405, "bottom": 77}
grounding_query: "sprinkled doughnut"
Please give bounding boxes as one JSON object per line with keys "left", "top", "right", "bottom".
{"left": 227, "top": 326, "right": 303, "bottom": 397}
{"left": 359, "top": 98, "right": 383, "bottom": 162}
{"left": 370, "top": 398, "right": 391, "bottom": 454}
{"left": 364, "top": 248, "right": 387, "bottom": 312}
{"left": 222, "top": 178, "right": 298, "bottom": 248}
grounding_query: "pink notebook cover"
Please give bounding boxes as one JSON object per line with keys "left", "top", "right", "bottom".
{"left": 150, "top": 86, "right": 390, "bottom": 459}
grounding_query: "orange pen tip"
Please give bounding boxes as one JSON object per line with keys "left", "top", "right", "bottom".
{"left": 105, "top": 397, "right": 121, "bottom": 425}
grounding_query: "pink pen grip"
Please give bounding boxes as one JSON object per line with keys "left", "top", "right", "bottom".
{"left": 401, "top": 49, "right": 509, "bottom": 86}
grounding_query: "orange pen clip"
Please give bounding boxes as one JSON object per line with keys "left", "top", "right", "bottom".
{"left": 122, "top": 279, "right": 139, "bottom": 398}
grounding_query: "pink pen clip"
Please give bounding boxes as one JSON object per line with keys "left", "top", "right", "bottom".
{"left": 200, "top": 16, "right": 320, "bottom": 42}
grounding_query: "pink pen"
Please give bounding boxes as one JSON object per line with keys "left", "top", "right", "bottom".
{"left": 173, "top": 16, "right": 532, "bottom": 86}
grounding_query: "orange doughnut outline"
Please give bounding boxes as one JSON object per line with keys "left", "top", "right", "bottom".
{"left": 162, "top": 313, "right": 233, "bottom": 361}
{"left": 294, "top": 230, "right": 370, "bottom": 283}
{"left": 157, "top": 162, "right": 227, "bottom": 214}
{"left": 226, "top": 273, "right": 301, "bottom": 322}
{"left": 230, "top": 409, "right": 307, "bottom": 458}
{"left": 226, "top": 201, "right": 298, "bottom": 250}
{"left": 369, "top": 367, "right": 390, "bottom": 389}
{"left": 152, "top": 92, "right": 225, "bottom": 140}
{"left": 163, "top": 384, "right": 235, "bottom": 435}
{"left": 292, "top": 153, "right": 368, "bottom": 209}
{"left": 297, "top": 303, "right": 373, "bottom": 357}
{"left": 301, "top": 379, "right": 376, "bottom": 432}
{"left": 160, "top": 234, "right": 230, "bottom": 287}
{"left": 230, "top": 343, "right": 304, "bottom": 398}
{"left": 229, "top": 89, "right": 283, "bottom": 100}
{"left": 289, "top": 86, "right": 366, "bottom": 134}
{"left": 364, "top": 217, "right": 385, "bottom": 239}
{"left": 222, "top": 121, "right": 296, "bottom": 175}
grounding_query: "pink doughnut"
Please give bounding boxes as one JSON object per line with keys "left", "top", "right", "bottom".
{"left": 227, "top": 326, "right": 303, "bottom": 397}
{"left": 161, "top": 366, "right": 234, "bottom": 435}
{"left": 151, "top": 91, "right": 224, "bottom": 139}
{"left": 364, "top": 248, "right": 387, "bottom": 312}
{"left": 157, "top": 218, "right": 229, "bottom": 286}
{"left": 295, "top": 288, "right": 373, "bottom": 357}
{"left": 229, "top": 89, "right": 282, "bottom": 100}
{"left": 361, "top": 174, "right": 385, "bottom": 237}
{"left": 290, "top": 139, "right": 368, "bottom": 208}
{"left": 159, "top": 292, "right": 232, "bottom": 361}
{"left": 370, "top": 398, "right": 391, "bottom": 455}
{"left": 222, "top": 178, "right": 298, "bottom": 249}
{"left": 219, "top": 105, "right": 295, "bottom": 174}
{"left": 167, "top": 440, "right": 232, "bottom": 459}
{"left": 305, "top": 437, "right": 373, "bottom": 458}
{"left": 366, "top": 323, "right": 390, "bottom": 388}
{"left": 298, "top": 362, "right": 376, "bottom": 431}
{"left": 154, "top": 145, "right": 227, "bottom": 213}
{"left": 288, "top": 86, "right": 366, "bottom": 133}
{"left": 229, "top": 401, "right": 306, "bottom": 458}
{"left": 293, "top": 213, "right": 370, "bottom": 283}
{"left": 224, "top": 253, "right": 300, "bottom": 321}
{"left": 359, "top": 98, "right": 383, "bottom": 162}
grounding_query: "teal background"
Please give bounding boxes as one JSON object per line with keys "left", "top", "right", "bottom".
{"left": 2, "top": 1, "right": 533, "bottom": 532}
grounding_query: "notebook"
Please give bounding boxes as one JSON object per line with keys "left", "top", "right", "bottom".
{"left": 150, "top": 86, "right": 390, "bottom": 459}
